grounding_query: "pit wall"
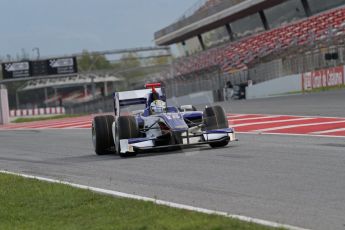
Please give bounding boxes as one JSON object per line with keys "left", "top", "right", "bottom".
{"left": 246, "top": 65, "right": 345, "bottom": 99}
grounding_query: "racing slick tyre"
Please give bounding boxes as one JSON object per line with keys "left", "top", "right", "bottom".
{"left": 115, "top": 116, "right": 140, "bottom": 158}
{"left": 92, "top": 115, "right": 115, "bottom": 155}
{"left": 203, "top": 105, "right": 229, "bottom": 148}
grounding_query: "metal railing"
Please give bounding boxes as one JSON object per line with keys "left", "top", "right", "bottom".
{"left": 64, "top": 95, "right": 114, "bottom": 114}
{"left": 164, "top": 67, "right": 221, "bottom": 98}
{"left": 247, "top": 59, "right": 284, "bottom": 84}
{"left": 282, "top": 45, "right": 345, "bottom": 75}
{"left": 161, "top": 37, "right": 345, "bottom": 100}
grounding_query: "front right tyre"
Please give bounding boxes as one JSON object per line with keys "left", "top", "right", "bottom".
{"left": 115, "top": 116, "right": 140, "bottom": 158}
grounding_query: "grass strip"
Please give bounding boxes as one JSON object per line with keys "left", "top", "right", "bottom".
{"left": 305, "top": 84, "right": 345, "bottom": 93}
{"left": 12, "top": 114, "right": 84, "bottom": 123}
{"left": 0, "top": 173, "right": 282, "bottom": 230}
{"left": 286, "top": 84, "right": 345, "bottom": 95}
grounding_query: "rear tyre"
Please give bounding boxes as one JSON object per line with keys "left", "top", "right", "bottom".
{"left": 92, "top": 115, "right": 115, "bottom": 155}
{"left": 203, "top": 105, "right": 229, "bottom": 148}
{"left": 115, "top": 116, "right": 140, "bottom": 157}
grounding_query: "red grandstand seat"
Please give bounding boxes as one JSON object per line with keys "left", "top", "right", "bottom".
{"left": 172, "top": 7, "right": 345, "bottom": 76}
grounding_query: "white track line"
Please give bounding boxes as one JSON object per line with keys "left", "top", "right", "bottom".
{"left": 254, "top": 120, "right": 345, "bottom": 132}
{"left": 0, "top": 128, "right": 88, "bottom": 131}
{"left": 228, "top": 115, "right": 282, "bottom": 122}
{"left": 227, "top": 114, "right": 252, "bottom": 119}
{"left": 62, "top": 124, "right": 91, "bottom": 129}
{"left": 0, "top": 170, "right": 310, "bottom": 230}
{"left": 310, "top": 127, "right": 345, "bottom": 134}
{"left": 237, "top": 131, "right": 345, "bottom": 139}
{"left": 228, "top": 113, "right": 345, "bottom": 120}
{"left": 231, "top": 117, "right": 314, "bottom": 128}
{"left": 36, "top": 121, "right": 91, "bottom": 129}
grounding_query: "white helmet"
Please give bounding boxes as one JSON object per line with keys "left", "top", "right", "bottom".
{"left": 150, "top": 100, "right": 166, "bottom": 114}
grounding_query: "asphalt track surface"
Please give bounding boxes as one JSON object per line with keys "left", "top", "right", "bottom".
{"left": 1, "top": 90, "right": 345, "bottom": 230}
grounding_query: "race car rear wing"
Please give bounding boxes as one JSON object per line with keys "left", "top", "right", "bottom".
{"left": 113, "top": 88, "right": 163, "bottom": 116}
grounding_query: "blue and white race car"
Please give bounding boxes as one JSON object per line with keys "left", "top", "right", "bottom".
{"left": 92, "top": 83, "right": 237, "bottom": 157}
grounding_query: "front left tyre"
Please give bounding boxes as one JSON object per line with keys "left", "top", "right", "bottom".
{"left": 92, "top": 115, "right": 115, "bottom": 155}
{"left": 203, "top": 105, "right": 230, "bottom": 148}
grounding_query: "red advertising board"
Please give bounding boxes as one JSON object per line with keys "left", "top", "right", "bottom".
{"left": 302, "top": 66, "right": 344, "bottom": 90}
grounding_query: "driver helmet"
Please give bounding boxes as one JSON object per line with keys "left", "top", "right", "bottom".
{"left": 150, "top": 100, "right": 166, "bottom": 114}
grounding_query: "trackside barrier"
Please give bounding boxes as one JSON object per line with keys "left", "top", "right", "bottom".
{"left": 9, "top": 107, "right": 65, "bottom": 117}
{"left": 246, "top": 74, "right": 302, "bottom": 99}
{"left": 302, "top": 66, "right": 345, "bottom": 91}
{"left": 246, "top": 64, "right": 345, "bottom": 99}
{"left": 0, "top": 85, "right": 10, "bottom": 124}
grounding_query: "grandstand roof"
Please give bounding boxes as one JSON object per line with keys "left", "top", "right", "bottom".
{"left": 155, "top": 0, "right": 285, "bottom": 45}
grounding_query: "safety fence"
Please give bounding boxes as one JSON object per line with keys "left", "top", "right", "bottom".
{"left": 64, "top": 96, "right": 113, "bottom": 115}
{"left": 161, "top": 38, "right": 345, "bottom": 99}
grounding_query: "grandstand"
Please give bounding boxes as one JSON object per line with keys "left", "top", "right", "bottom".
{"left": 155, "top": 0, "right": 345, "bottom": 98}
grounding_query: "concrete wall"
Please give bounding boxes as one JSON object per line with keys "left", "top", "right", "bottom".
{"left": 246, "top": 74, "right": 302, "bottom": 99}
{"left": 0, "top": 86, "right": 10, "bottom": 124}
{"left": 168, "top": 90, "right": 214, "bottom": 106}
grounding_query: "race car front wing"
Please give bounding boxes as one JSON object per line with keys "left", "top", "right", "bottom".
{"left": 119, "top": 128, "right": 237, "bottom": 153}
